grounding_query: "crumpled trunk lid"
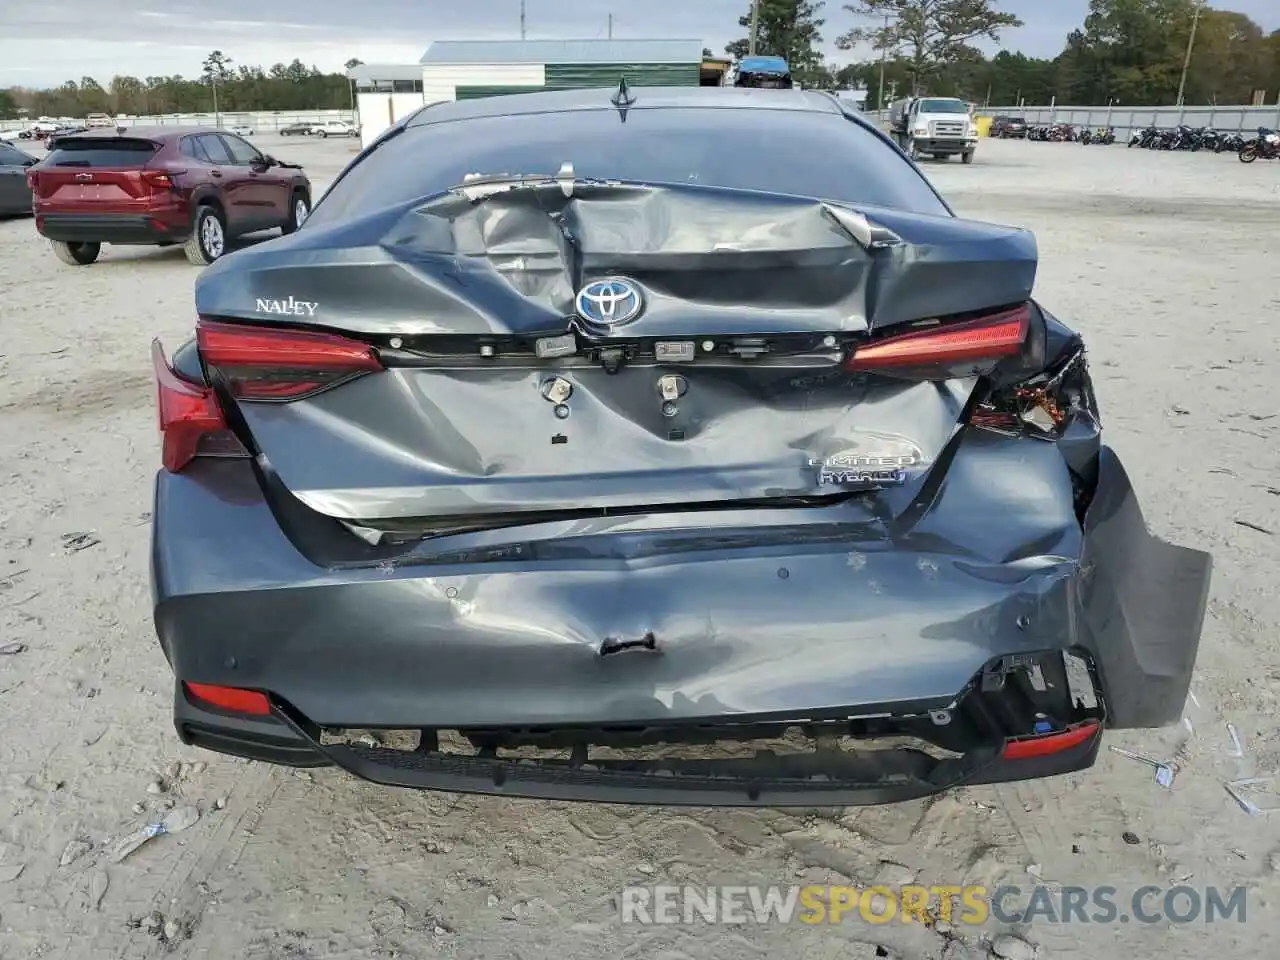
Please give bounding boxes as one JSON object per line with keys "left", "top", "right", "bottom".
{"left": 194, "top": 182, "right": 1037, "bottom": 524}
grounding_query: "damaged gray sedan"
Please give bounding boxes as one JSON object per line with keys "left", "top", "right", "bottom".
{"left": 149, "top": 86, "right": 1212, "bottom": 806}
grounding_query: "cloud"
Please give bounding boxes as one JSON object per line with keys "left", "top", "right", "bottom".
{"left": 2, "top": 0, "right": 1277, "bottom": 86}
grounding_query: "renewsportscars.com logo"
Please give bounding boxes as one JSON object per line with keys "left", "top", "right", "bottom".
{"left": 619, "top": 885, "right": 1249, "bottom": 926}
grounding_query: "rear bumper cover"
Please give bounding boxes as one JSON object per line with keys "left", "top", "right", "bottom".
{"left": 173, "top": 680, "right": 1105, "bottom": 806}
{"left": 153, "top": 442, "right": 1211, "bottom": 801}
{"left": 37, "top": 213, "right": 187, "bottom": 245}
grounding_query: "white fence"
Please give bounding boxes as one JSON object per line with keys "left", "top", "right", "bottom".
{"left": 984, "top": 103, "right": 1280, "bottom": 136}
{"left": 862, "top": 103, "right": 1279, "bottom": 136}
{"left": 8, "top": 101, "right": 1278, "bottom": 137}
{"left": 0, "top": 109, "right": 358, "bottom": 134}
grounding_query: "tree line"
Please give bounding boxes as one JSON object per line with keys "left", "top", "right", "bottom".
{"left": 729, "top": 0, "right": 1280, "bottom": 107}
{"left": 3, "top": 1, "right": 1280, "bottom": 119}
{"left": 0, "top": 52, "right": 361, "bottom": 119}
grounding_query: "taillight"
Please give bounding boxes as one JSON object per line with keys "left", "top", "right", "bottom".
{"left": 184, "top": 682, "right": 271, "bottom": 716}
{"left": 196, "top": 319, "right": 383, "bottom": 400}
{"left": 152, "top": 339, "right": 247, "bottom": 472}
{"left": 1002, "top": 720, "right": 1100, "bottom": 760}
{"left": 846, "top": 304, "right": 1031, "bottom": 374}
{"left": 142, "top": 170, "right": 171, "bottom": 190}
{"left": 141, "top": 168, "right": 184, "bottom": 191}
{"left": 25, "top": 169, "right": 38, "bottom": 190}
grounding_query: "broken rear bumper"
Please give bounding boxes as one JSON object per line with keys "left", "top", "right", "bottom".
{"left": 152, "top": 440, "right": 1210, "bottom": 803}
{"left": 172, "top": 678, "right": 1106, "bottom": 806}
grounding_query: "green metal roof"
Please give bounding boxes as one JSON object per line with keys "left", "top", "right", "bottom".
{"left": 420, "top": 39, "right": 704, "bottom": 65}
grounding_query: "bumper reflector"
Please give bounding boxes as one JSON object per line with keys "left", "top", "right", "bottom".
{"left": 1002, "top": 720, "right": 1100, "bottom": 760}
{"left": 184, "top": 682, "right": 271, "bottom": 716}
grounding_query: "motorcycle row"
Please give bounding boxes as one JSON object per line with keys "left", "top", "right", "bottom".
{"left": 1026, "top": 123, "right": 1116, "bottom": 144}
{"left": 1126, "top": 125, "right": 1278, "bottom": 162}
{"left": 1021, "top": 122, "right": 1278, "bottom": 161}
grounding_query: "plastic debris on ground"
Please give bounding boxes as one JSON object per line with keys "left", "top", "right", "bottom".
{"left": 1225, "top": 778, "right": 1280, "bottom": 816}
{"left": 1225, "top": 723, "right": 1245, "bottom": 758}
{"left": 61, "top": 532, "right": 101, "bottom": 552}
{"left": 107, "top": 805, "right": 200, "bottom": 863}
{"left": 1109, "top": 745, "right": 1177, "bottom": 788}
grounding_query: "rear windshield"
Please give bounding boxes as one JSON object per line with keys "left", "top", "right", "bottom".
{"left": 45, "top": 138, "right": 158, "bottom": 167}
{"left": 916, "top": 99, "right": 969, "bottom": 114}
{"left": 309, "top": 106, "right": 950, "bottom": 226}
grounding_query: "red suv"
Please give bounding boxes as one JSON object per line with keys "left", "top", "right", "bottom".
{"left": 28, "top": 127, "right": 312, "bottom": 266}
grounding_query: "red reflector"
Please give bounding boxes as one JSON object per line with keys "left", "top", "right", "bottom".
{"left": 152, "top": 339, "right": 233, "bottom": 472}
{"left": 197, "top": 319, "right": 382, "bottom": 400}
{"left": 184, "top": 682, "right": 271, "bottom": 716}
{"left": 848, "top": 305, "right": 1031, "bottom": 371}
{"left": 1002, "top": 720, "right": 1100, "bottom": 760}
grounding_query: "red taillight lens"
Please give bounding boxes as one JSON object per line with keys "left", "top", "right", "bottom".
{"left": 152, "top": 339, "right": 246, "bottom": 472}
{"left": 25, "top": 170, "right": 38, "bottom": 190}
{"left": 847, "top": 304, "right": 1031, "bottom": 372}
{"left": 196, "top": 319, "right": 383, "bottom": 400}
{"left": 141, "top": 169, "right": 175, "bottom": 190}
{"left": 1002, "top": 720, "right": 1101, "bottom": 760}
{"left": 184, "top": 682, "right": 271, "bottom": 716}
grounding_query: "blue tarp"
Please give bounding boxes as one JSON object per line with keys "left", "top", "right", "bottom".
{"left": 738, "top": 56, "right": 790, "bottom": 76}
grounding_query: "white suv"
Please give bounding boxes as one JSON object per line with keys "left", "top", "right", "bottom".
{"left": 312, "top": 120, "right": 358, "bottom": 138}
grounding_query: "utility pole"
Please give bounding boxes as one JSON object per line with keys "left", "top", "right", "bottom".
{"left": 877, "top": 13, "right": 890, "bottom": 110}
{"left": 1175, "top": 0, "right": 1203, "bottom": 107}
{"left": 212, "top": 76, "right": 219, "bottom": 127}
{"left": 608, "top": 13, "right": 613, "bottom": 39}
{"left": 520, "top": 0, "right": 526, "bottom": 40}
{"left": 748, "top": 0, "right": 760, "bottom": 56}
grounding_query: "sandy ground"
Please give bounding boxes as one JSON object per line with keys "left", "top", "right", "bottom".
{"left": 1, "top": 134, "right": 1278, "bottom": 960}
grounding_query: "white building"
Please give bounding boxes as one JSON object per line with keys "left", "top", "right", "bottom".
{"left": 349, "top": 39, "right": 709, "bottom": 146}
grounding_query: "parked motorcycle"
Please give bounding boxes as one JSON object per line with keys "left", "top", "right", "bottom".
{"left": 1196, "top": 128, "right": 1221, "bottom": 152}
{"left": 1239, "top": 128, "right": 1280, "bottom": 163}
{"left": 1027, "top": 123, "right": 1078, "bottom": 142}
{"left": 1130, "top": 125, "right": 1161, "bottom": 148}
{"left": 1216, "top": 132, "right": 1245, "bottom": 153}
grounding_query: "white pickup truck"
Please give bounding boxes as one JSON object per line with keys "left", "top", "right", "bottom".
{"left": 888, "top": 97, "right": 979, "bottom": 164}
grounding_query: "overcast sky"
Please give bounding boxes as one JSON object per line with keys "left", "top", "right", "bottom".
{"left": 1, "top": 0, "right": 1276, "bottom": 87}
